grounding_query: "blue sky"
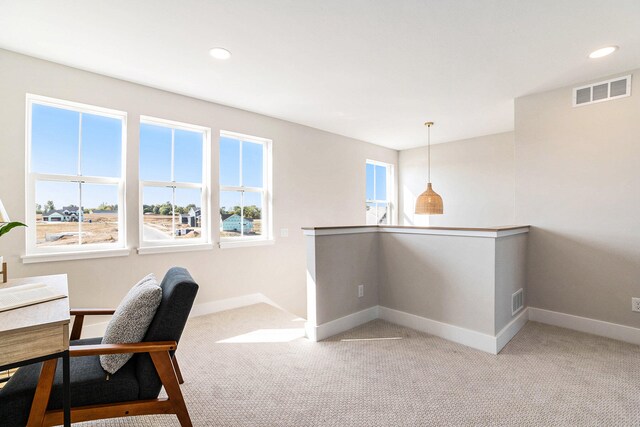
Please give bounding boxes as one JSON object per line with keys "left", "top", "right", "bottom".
{"left": 366, "top": 163, "right": 387, "bottom": 201}
{"left": 219, "top": 136, "right": 263, "bottom": 211}
{"left": 32, "top": 104, "right": 121, "bottom": 210}
{"left": 32, "top": 103, "right": 264, "bottom": 211}
{"left": 139, "top": 123, "right": 202, "bottom": 184}
{"left": 140, "top": 123, "right": 203, "bottom": 206}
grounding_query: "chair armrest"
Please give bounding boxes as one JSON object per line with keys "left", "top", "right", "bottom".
{"left": 70, "top": 309, "right": 117, "bottom": 340}
{"left": 70, "top": 308, "right": 116, "bottom": 316}
{"left": 69, "top": 341, "right": 177, "bottom": 357}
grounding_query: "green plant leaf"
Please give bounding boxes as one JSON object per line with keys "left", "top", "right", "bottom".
{"left": 0, "top": 221, "right": 27, "bottom": 238}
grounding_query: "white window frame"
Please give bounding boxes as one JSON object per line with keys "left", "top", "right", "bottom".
{"left": 138, "top": 116, "right": 212, "bottom": 254}
{"left": 366, "top": 159, "right": 394, "bottom": 225}
{"left": 219, "top": 130, "right": 273, "bottom": 248}
{"left": 23, "top": 94, "right": 128, "bottom": 263}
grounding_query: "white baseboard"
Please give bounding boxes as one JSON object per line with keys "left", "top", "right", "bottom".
{"left": 306, "top": 306, "right": 379, "bottom": 342}
{"left": 83, "top": 298, "right": 640, "bottom": 355}
{"left": 496, "top": 308, "right": 529, "bottom": 353}
{"left": 305, "top": 305, "right": 530, "bottom": 354}
{"left": 378, "top": 306, "right": 499, "bottom": 354}
{"left": 529, "top": 307, "right": 640, "bottom": 347}
{"left": 79, "top": 292, "right": 283, "bottom": 339}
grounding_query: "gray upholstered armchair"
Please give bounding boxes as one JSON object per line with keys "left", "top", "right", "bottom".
{"left": 0, "top": 267, "right": 199, "bottom": 426}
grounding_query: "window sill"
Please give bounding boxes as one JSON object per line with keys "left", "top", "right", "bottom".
{"left": 137, "top": 243, "right": 214, "bottom": 255}
{"left": 22, "top": 248, "right": 131, "bottom": 264}
{"left": 219, "top": 239, "right": 275, "bottom": 249}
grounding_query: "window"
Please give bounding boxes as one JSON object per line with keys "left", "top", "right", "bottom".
{"left": 366, "top": 160, "right": 393, "bottom": 225}
{"left": 139, "top": 116, "right": 210, "bottom": 251}
{"left": 219, "top": 131, "right": 272, "bottom": 246}
{"left": 25, "top": 95, "right": 127, "bottom": 258}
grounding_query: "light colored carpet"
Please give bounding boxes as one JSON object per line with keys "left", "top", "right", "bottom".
{"left": 81, "top": 303, "right": 640, "bottom": 426}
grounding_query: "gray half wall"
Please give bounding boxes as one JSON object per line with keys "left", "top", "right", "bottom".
{"left": 494, "top": 233, "right": 527, "bottom": 333}
{"left": 378, "top": 233, "right": 496, "bottom": 335}
{"left": 312, "top": 233, "right": 380, "bottom": 325}
{"left": 306, "top": 228, "right": 529, "bottom": 344}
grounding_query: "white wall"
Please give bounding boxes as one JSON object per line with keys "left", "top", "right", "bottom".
{"left": 399, "top": 132, "right": 515, "bottom": 227}
{"left": 0, "top": 49, "right": 397, "bottom": 319}
{"left": 515, "top": 69, "right": 640, "bottom": 329}
{"left": 398, "top": 69, "right": 640, "bottom": 331}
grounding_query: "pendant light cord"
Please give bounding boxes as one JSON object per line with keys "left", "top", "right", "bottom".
{"left": 427, "top": 123, "right": 431, "bottom": 183}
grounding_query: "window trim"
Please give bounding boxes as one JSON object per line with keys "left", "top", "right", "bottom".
{"left": 138, "top": 115, "right": 212, "bottom": 250}
{"left": 24, "top": 94, "right": 128, "bottom": 258}
{"left": 219, "top": 130, "right": 273, "bottom": 246}
{"left": 365, "top": 159, "right": 395, "bottom": 225}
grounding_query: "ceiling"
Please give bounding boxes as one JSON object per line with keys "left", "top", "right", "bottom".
{"left": 1, "top": 1, "right": 640, "bottom": 150}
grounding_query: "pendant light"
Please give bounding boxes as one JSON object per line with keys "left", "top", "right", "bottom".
{"left": 414, "top": 121, "right": 443, "bottom": 215}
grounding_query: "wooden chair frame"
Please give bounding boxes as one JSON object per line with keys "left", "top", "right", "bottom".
{"left": 24, "top": 310, "right": 192, "bottom": 426}
{"left": 70, "top": 309, "right": 184, "bottom": 384}
{"left": 27, "top": 341, "right": 192, "bottom": 427}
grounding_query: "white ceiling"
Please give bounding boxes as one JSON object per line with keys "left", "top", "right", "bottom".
{"left": 1, "top": 0, "right": 640, "bottom": 150}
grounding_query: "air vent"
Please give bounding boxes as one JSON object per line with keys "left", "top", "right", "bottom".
{"left": 512, "top": 289, "right": 523, "bottom": 315}
{"left": 573, "top": 75, "right": 631, "bottom": 107}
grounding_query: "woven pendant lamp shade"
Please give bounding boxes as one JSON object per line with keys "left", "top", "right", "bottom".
{"left": 415, "top": 183, "right": 443, "bottom": 215}
{"left": 415, "top": 121, "right": 444, "bottom": 215}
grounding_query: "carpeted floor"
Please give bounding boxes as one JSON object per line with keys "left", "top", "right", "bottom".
{"left": 81, "top": 303, "right": 640, "bottom": 426}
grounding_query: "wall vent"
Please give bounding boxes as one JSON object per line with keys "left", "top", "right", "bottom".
{"left": 512, "top": 289, "right": 524, "bottom": 315}
{"left": 573, "top": 75, "right": 631, "bottom": 107}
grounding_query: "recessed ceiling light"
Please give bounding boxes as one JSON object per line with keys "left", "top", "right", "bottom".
{"left": 588, "top": 46, "right": 618, "bottom": 59}
{"left": 209, "top": 47, "right": 231, "bottom": 60}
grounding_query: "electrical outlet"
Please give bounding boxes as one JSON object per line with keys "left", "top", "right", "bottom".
{"left": 358, "top": 285, "right": 364, "bottom": 298}
{"left": 280, "top": 228, "right": 289, "bottom": 237}
{"left": 632, "top": 298, "right": 640, "bottom": 313}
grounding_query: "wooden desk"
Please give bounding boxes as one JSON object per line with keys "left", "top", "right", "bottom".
{"left": 0, "top": 274, "right": 71, "bottom": 427}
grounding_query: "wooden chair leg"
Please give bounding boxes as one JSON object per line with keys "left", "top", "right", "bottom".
{"left": 172, "top": 354, "right": 184, "bottom": 384}
{"left": 150, "top": 351, "right": 192, "bottom": 427}
{"left": 27, "top": 359, "right": 58, "bottom": 427}
{"left": 70, "top": 315, "right": 85, "bottom": 341}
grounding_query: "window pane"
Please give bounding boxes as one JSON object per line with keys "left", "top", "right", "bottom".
{"left": 31, "top": 104, "right": 79, "bottom": 175}
{"left": 82, "top": 113, "right": 121, "bottom": 177}
{"left": 175, "top": 188, "right": 202, "bottom": 239}
{"left": 375, "top": 165, "right": 387, "bottom": 201}
{"left": 36, "top": 180, "right": 80, "bottom": 246}
{"left": 174, "top": 129, "right": 203, "bottom": 183}
{"left": 242, "top": 141, "right": 263, "bottom": 188}
{"left": 243, "top": 192, "right": 262, "bottom": 237}
{"left": 140, "top": 123, "right": 172, "bottom": 182}
{"left": 366, "top": 163, "right": 375, "bottom": 201}
{"left": 366, "top": 202, "right": 388, "bottom": 225}
{"left": 220, "top": 191, "right": 242, "bottom": 237}
{"left": 365, "top": 202, "right": 377, "bottom": 225}
{"left": 142, "top": 186, "right": 174, "bottom": 240}
{"left": 377, "top": 202, "right": 389, "bottom": 224}
{"left": 81, "top": 183, "right": 119, "bottom": 245}
{"left": 220, "top": 136, "right": 240, "bottom": 187}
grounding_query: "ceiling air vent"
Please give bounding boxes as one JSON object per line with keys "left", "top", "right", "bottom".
{"left": 573, "top": 75, "right": 631, "bottom": 107}
{"left": 512, "top": 289, "right": 523, "bottom": 316}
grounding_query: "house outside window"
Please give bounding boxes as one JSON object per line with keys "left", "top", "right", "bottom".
{"left": 24, "top": 94, "right": 127, "bottom": 261}
{"left": 366, "top": 159, "right": 394, "bottom": 225}
{"left": 138, "top": 116, "right": 211, "bottom": 252}
{"left": 219, "top": 130, "right": 272, "bottom": 248}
